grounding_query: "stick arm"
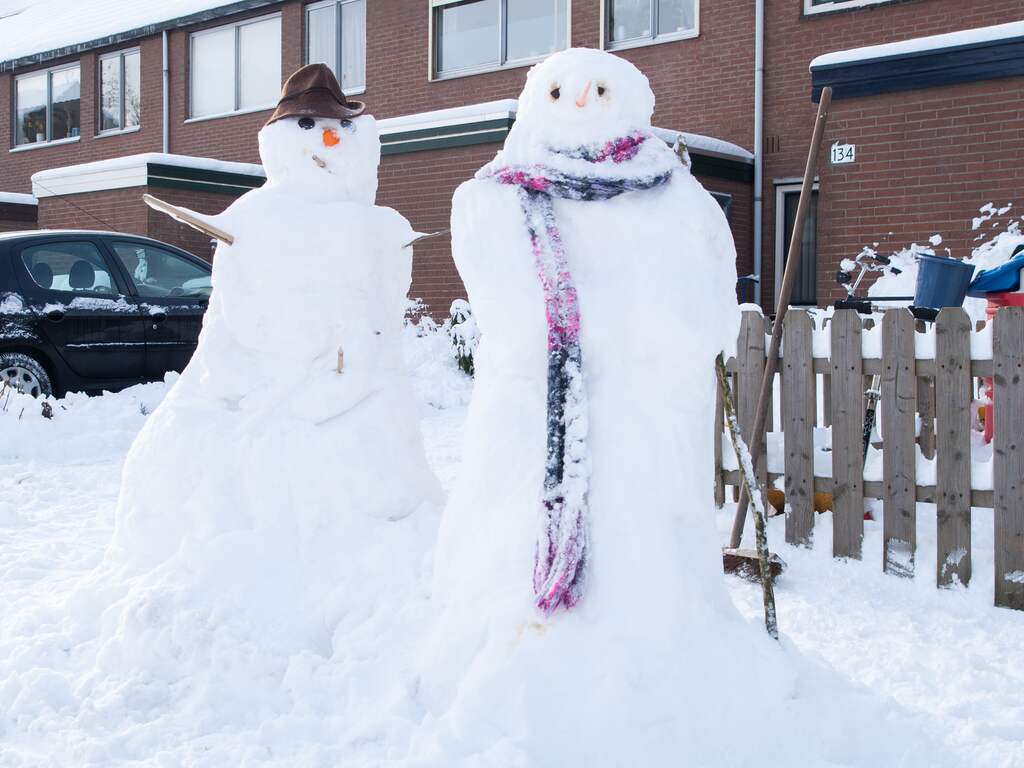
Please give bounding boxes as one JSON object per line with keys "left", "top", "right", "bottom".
{"left": 143, "top": 194, "right": 236, "bottom": 245}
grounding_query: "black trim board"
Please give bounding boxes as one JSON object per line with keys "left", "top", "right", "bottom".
{"left": 690, "top": 154, "right": 754, "bottom": 183}
{"left": 146, "top": 162, "right": 265, "bottom": 196}
{"left": 1, "top": 0, "right": 282, "bottom": 71}
{"left": 812, "top": 33, "right": 1024, "bottom": 102}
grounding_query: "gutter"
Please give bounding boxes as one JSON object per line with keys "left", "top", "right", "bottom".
{"left": 0, "top": 0, "right": 279, "bottom": 72}
{"left": 752, "top": 0, "right": 765, "bottom": 307}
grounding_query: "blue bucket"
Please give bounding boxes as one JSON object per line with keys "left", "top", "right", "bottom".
{"left": 914, "top": 253, "right": 975, "bottom": 309}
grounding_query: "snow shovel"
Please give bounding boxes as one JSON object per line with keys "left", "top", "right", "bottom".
{"left": 724, "top": 87, "right": 833, "bottom": 567}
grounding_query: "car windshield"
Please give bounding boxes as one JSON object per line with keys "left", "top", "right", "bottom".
{"left": 111, "top": 242, "right": 211, "bottom": 299}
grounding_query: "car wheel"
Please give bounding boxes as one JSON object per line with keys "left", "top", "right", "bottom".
{"left": 0, "top": 353, "right": 53, "bottom": 398}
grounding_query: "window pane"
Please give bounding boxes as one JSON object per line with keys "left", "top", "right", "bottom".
{"left": 21, "top": 242, "right": 115, "bottom": 295}
{"left": 307, "top": 4, "right": 337, "bottom": 73}
{"left": 99, "top": 56, "right": 121, "bottom": 131}
{"left": 15, "top": 73, "right": 46, "bottom": 145}
{"left": 192, "top": 27, "right": 235, "bottom": 117}
{"left": 657, "top": 0, "right": 695, "bottom": 35}
{"left": 436, "top": 0, "right": 499, "bottom": 74}
{"left": 112, "top": 243, "right": 212, "bottom": 299}
{"left": 239, "top": 17, "right": 282, "bottom": 109}
{"left": 124, "top": 51, "right": 141, "bottom": 127}
{"left": 340, "top": 0, "right": 366, "bottom": 90}
{"left": 783, "top": 190, "right": 818, "bottom": 306}
{"left": 608, "top": 0, "right": 652, "bottom": 42}
{"left": 50, "top": 67, "right": 80, "bottom": 140}
{"left": 507, "top": 0, "right": 566, "bottom": 61}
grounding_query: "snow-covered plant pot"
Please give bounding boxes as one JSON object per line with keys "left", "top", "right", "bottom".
{"left": 447, "top": 299, "right": 479, "bottom": 376}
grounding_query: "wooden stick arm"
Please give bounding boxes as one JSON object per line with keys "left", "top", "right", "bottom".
{"left": 143, "top": 193, "right": 235, "bottom": 245}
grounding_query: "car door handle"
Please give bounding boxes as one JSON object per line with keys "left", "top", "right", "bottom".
{"left": 45, "top": 309, "right": 65, "bottom": 322}
{"left": 150, "top": 312, "right": 168, "bottom": 326}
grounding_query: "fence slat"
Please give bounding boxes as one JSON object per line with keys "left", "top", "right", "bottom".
{"left": 783, "top": 311, "right": 815, "bottom": 545}
{"left": 882, "top": 309, "right": 916, "bottom": 577}
{"left": 994, "top": 307, "right": 1024, "bottom": 609}
{"left": 936, "top": 308, "right": 972, "bottom": 587}
{"left": 831, "top": 310, "right": 864, "bottom": 559}
{"left": 737, "top": 311, "right": 767, "bottom": 493}
{"left": 714, "top": 378, "right": 725, "bottom": 508}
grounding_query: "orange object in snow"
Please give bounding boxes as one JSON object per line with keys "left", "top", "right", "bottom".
{"left": 322, "top": 128, "right": 340, "bottom": 147}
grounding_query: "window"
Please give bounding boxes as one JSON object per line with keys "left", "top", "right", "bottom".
{"left": 190, "top": 14, "right": 281, "bottom": 119}
{"left": 431, "top": 0, "right": 568, "bottom": 78}
{"left": 20, "top": 242, "right": 115, "bottom": 295}
{"left": 775, "top": 185, "right": 818, "bottom": 306}
{"left": 111, "top": 243, "right": 212, "bottom": 299}
{"left": 14, "top": 64, "right": 80, "bottom": 146}
{"left": 306, "top": 0, "right": 367, "bottom": 92}
{"left": 606, "top": 0, "right": 698, "bottom": 49}
{"left": 805, "top": 0, "right": 893, "bottom": 14}
{"left": 99, "top": 49, "right": 141, "bottom": 133}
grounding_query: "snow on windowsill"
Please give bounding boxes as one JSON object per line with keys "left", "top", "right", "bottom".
{"left": 0, "top": 191, "right": 37, "bottom": 206}
{"left": 9, "top": 136, "right": 80, "bottom": 153}
{"left": 183, "top": 104, "right": 276, "bottom": 125}
{"left": 604, "top": 27, "right": 700, "bottom": 54}
{"left": 810, "top": 20, "right": 1024, "bottom": 70}
{"left": 95, "top": 125, "right": 142, "bottom": 139}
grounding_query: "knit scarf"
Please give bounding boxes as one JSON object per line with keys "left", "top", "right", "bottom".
{"left": 483, "top": 132, "right": 677, "bottom": 614}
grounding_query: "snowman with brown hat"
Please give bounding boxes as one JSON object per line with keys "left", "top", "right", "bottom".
{"left": 108, "top": 63, "right": 441, "bottom": 684}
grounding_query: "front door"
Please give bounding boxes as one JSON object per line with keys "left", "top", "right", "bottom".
{"left": 775, "top": 185, "right": 819, "bottom": 307}
{"left": 107, "top": 240, "right": 211, "bottom": 378}
{"left": 14, "top": 238, "right": 146, "bottom": 382}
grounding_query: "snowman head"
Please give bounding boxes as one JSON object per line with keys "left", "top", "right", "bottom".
{"left": 257, "top": 113, "right": 381, "bottom": 204}
{"left": 508, "top": 48, "right": 656, "bottom": 156}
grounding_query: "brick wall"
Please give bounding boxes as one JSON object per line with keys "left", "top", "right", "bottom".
{"left": 0, "top": 202, "right": 37, "bottom": 233}
{"left": 762, "top": 0, "right": 1024, "bottom": 310}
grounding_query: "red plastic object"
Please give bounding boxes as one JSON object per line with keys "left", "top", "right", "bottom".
{"left": 983, "top": 293, "right": 1024, "bottom": 443}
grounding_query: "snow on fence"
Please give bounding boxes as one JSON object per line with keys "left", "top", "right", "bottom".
{"left": 715, "top": 307, "right": 1024, "bottom": 611}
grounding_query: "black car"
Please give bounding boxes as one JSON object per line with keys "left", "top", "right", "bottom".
{"left": 0, "top": 230, "right": 211, "bottom": 397}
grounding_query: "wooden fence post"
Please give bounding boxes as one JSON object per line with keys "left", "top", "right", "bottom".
{"left": 738, "top": 311, "right": 768, "bottom": 496}
{"left": 831, "top": 310, "right": 864, "bottom": 559}
{"left": 936, "top": 308, "right": 972, "bottom": 587}
{"left": 994, "top": 307, "right": 1024, "bottom": 609}
{"left": 783, "top": 310, "right": 815, "bottom": 545}
{"left": 882, "top": 309, "right": 916, "bottom": 577}
{"left": 714, "top": 375, "right": 725, "bottom": 508}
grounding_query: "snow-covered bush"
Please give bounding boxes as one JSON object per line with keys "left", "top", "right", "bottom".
{"left": 446, "top": 299, "right": 479, "bottom": 377}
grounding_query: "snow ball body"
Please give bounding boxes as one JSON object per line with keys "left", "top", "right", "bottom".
{"left": 414, "top": 48, "right": 914, "bottom": 767}
{"left": 107, "top": 113, "right": 440, "bottom": 664}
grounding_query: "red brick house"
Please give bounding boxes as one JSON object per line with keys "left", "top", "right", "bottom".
{"left": 1, "top": 1, "right": 1021, "bottom": 315}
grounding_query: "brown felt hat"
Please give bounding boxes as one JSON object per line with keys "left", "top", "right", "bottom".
{"left": 265, "top": 63, "right": 365, "bottom": 126}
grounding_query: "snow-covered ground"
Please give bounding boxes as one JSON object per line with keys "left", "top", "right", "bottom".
{"left": 1, "top": 325, "right": 1022, "bottom": 766}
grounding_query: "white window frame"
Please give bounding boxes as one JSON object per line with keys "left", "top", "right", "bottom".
{"left": 774, "top": 181, "right": 820, "bottom": 307}
{"left": 429, "top": 0, "right": 572, "bottom": 81}
{"left": 11, "top": 62, "right": 81, "bottom": 150}
{"left": 602, "top": 0, "right": 699, "bottom": 52}
{"left": 188, "top": 12, "right": 282, "bottom": 121}
{"left": 97, "top": 48, "right": 141, "bottom": 135}
{"left": 305, "top": 0, "right": 367, "bottom": 94}
{"left": 804, "top": 0, "right": 894, "bottom": 15}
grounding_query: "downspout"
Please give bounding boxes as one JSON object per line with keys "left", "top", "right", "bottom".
{"left": 752, "top": 0, "right": 764, "bottom": 306}
{"left": 162, "top": 30, "right": 170, "bottom": 154}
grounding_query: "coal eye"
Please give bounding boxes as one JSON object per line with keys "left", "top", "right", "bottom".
{"left": 550, "top": 86, "right": 560, "bottom": 100}
{"left": 340, "top": 119, "right": 356, "bottom": 134}
{"left": 597, "top": 85, "right": 607, "bottom": 97}
{"left": 298, "top": 117, "right": 315, "bottom": 130}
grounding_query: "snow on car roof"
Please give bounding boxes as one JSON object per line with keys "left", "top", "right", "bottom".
{"left": 0, "top": 0, "right": 279, "bottom": 67}
{"left": 810, "top": 20, "right": 1024, "bottom": 70}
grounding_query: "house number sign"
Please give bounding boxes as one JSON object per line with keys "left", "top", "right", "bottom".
{"left": 830, "top": 142, "right": 856, "bottom": 165}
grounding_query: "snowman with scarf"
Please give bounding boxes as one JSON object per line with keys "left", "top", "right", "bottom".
{"left": 409, "top": 48, "right": 841, "bottom": 766}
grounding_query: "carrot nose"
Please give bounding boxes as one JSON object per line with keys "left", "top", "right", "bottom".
{"left": 575, "top": 80, "right": 592, "bottom": 108}
{"left": 322, "top": 128, "right": 341, "bottom": 147}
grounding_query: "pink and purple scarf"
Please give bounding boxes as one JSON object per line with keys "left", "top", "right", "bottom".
{"left": 486, "top": 133, "right": 676, "bottom": 614}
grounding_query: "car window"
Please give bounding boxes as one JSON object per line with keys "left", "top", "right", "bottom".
{"left": 111, "top": 242, "right": 211, "bottom": 299}
{"left": 20, "top": 241, "right": 116, "bottom": 295}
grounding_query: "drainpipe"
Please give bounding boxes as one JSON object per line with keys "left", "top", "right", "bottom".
{"left": 162, "top": 30, "right": 170, "bottom": 154}
{"left": 752, "top": 0, "right": 765, "bottom": 306}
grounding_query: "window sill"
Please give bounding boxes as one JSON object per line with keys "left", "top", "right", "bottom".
{"left": 9, "top": 136, "right": 81, "bottom": 153}
{"left": 605, "top": 28, "right": 699, "bottom": 53}
{"left": 430, "top": 53, "right": 555, "bottom": 82}
{"left": 184, "top": 104, "right": 276, "bottom": 124}
{"left": 803, "top": 0, "right": 896, "bottom": 16}
{"left": 95, "top": 126, "right": 141, "bottom": 139}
